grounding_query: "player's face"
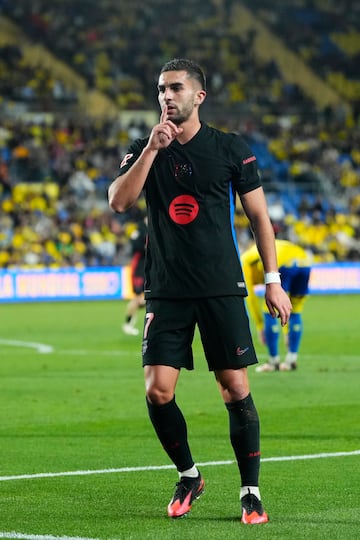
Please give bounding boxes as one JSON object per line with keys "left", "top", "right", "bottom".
{"left": 157, "top": 70, "right": 205, "bottom": 125}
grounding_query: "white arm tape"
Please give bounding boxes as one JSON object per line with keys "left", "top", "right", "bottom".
{"left": 264, "top": 272, "right": 281, "bottom": 285}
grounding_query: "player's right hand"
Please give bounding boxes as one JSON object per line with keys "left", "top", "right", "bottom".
{"left": 147, "top": 106, "right": 183, "bottom": 150}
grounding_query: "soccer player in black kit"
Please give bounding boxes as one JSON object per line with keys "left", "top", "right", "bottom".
{"left": 109, "top": 58, "right": 292, "bottom": 524}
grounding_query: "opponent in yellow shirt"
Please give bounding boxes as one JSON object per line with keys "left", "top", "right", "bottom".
{"left": 241, "top": 240, "right": 312, "bottom": 372}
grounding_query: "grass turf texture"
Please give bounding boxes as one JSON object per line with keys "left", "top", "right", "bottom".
{"left": 0, "top": 294, "right": 359, "bottom": 539}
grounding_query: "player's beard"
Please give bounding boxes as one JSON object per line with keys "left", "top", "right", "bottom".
{"left": 168, "top": 101, "right": 194, "bottom": 125}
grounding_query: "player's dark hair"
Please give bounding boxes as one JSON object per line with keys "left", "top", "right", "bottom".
{"left": 160, "top": 58, "right": 206, "bottom": 91}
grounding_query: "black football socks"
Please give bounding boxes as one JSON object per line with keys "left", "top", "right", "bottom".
{"left": 146, "top": 396, "right": 194, "bottom": 472}
{"left": 225, "top": 393, "right": 260, "bottom": 486}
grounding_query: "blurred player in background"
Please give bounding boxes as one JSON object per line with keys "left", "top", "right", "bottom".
{"left": 122, "top": 216, "right": 147, "bottom": 336}
{"left": 241, "top": 239, "right": 312, "bottom": 372}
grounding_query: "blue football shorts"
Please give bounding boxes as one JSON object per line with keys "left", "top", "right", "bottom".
{"left": 279, "top": 264, "right": 311, "bottom": 296}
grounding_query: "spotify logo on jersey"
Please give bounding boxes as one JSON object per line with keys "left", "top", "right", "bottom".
{"left": 169, "top": 195, "right": 199, "bottom": 225}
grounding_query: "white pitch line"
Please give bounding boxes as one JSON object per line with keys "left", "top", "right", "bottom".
{"left": 0, "top": 450, "right": 359, "bottom": 483}
{"left": 0, "top": 339, "right": 130, "bottom": 356}
{"left": 0, "top": 339, "right": 53, "bottom": 354}
{"left": 0, "top": 338, "right": 134, "bottom": 356}
{"left": 0, "top": 533, "right": 107, "bottom": 540}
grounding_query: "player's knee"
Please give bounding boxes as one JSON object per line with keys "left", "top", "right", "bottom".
{"left": 216, "top": 369, "right": 250, "bottom": 402}
{"left": 146, "top": 384, "right": 174, "bottom": 405}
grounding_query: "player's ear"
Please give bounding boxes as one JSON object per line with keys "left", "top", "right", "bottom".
{"left": 195, "top": 89, "right": 207, "bottom": 106}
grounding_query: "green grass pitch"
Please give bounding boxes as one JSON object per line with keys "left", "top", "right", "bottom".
{"left": 0, "top": 294, "right": 359, "bottom": 539}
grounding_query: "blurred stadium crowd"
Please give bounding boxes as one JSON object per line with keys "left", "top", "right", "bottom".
{"left": 0, "top": 0, "right": 360, "bottom": 268}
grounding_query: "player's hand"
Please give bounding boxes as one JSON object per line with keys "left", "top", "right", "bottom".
{"left": 147, "top": 106, "right": 183, "bottom": 150}
{"left": 265, "top": 283, "right": 292, "bottom": 327}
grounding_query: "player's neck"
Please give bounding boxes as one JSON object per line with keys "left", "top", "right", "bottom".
{"left": 176, "top": 118, "right": 202, "bottom": 145}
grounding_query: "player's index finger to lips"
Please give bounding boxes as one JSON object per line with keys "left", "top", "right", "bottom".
{"left": 160, "top": 106, "right": 168, "bottom": 123}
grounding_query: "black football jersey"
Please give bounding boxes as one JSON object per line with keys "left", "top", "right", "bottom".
{"left": 118, "top": 123, "right": 261, "bottom": 299}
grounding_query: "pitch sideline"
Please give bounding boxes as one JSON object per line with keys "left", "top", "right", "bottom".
{"left": 0, "top": 534, "right": 104, "bottom": 540}
{"left": 0, "top": 449, "right": 359, "bottom": 482}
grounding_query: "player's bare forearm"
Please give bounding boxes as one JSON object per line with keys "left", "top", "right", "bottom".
{"left": 241, "top": 187, "right": 292, "bottom": 325}
{"left": 254, "top": 228, "right": 278, "bottom": 273}
{"left": 108, "top": 147, "right": 157, "bottom": 213}
{"left": 240, "top": 188, "right": 278, "bottom": 273}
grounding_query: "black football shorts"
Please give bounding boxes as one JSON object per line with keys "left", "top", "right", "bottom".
{"left": 141, "top": 296, "right": 258, "bottom": 371}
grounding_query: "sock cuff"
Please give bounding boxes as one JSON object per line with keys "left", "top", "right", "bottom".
{"left": 179, "top": 465, "right": 198, "bottom": 478}
{"left": 240, "top": 486, "right": 260, "bottom": 499}
{"left": 146, "top": 395, "right": 175, "bottom": 411}
{"left": 225, "top": 393, "right": 254, "bottom": 411}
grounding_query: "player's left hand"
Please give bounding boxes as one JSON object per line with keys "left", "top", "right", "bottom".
{"left": 264, "top": 284, "right": 292, "bottom": 326}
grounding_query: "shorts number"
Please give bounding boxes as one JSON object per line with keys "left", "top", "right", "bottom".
{"left": 144, "top": 312, "right": 154, "bottom": 339}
